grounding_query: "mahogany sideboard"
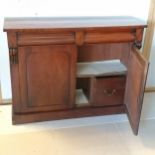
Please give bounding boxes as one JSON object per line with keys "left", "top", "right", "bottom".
{"left": 4, "top": 16, "right": 148, "bottom": 135}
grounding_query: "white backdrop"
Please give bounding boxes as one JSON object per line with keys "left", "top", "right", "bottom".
{"left": 0, "top": 0, "right": 151, "bottom": 99}
{"left": 147, "top": 29, "right": 155, "bottom": 87}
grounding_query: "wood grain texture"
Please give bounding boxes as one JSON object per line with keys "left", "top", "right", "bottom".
{"left": 4, "top": 17, "right": 146, "bottom": 48}
{"left": 84, "top": 31, "right": 135, "bottom": 44}
{"left": 124, "top": 46, "right": 149, "bottom": 135}
{"left": 75, "top": 31, "right": 84, "bottom": 46}
{"left": 91, "top": 76, "right": 126, "bottom": 106}
{"left": 12, "top": 105, "right": 125, "bottom": 124}
{"left": 77, "top": 43, "right": 130, "bottom": 66}
{"left": 4, "top": 16, "right": 146, "bottom": 31}
{"left": 18, "top": 32, "right": 75, "bottom": 46}
{"left": 17, "top": 45, "right": 77, "bottom": 113}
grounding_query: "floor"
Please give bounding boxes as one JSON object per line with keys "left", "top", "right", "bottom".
{"left": 0, "top": 93, "right": 155, "bottom": 155}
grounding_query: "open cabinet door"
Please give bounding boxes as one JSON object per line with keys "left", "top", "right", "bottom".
{"left": 124, "top": 46, "right": 149, "bottom": 135}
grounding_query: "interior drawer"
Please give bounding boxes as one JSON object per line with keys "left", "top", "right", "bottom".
{"left": 91, "top": 76, "right": 126, "bottom": 106}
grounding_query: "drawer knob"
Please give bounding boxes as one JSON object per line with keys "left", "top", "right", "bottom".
{"left": 103, "top": 89, "right": 116, "bottom": 96}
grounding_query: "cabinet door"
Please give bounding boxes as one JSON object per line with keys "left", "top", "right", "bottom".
{"left": 18, "top": 45, "right": 77, "bottom": 113}
{"left": 124, "top": 46, "right": 149, "bottom": 135}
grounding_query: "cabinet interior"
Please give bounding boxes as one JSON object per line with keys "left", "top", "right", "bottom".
{"left": 76, "top": 43, "right": 128, "bottom": 108}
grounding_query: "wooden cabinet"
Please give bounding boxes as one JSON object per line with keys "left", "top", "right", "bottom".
{"left": 4, "top": 16, "right": 148, "bottom": 135}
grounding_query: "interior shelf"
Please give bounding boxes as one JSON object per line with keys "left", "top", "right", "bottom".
{"left": 76, "top": 89, "right": 90, "bottom": 107}
{"left": 77, "top": 59, "right": 127, "bottom": 78}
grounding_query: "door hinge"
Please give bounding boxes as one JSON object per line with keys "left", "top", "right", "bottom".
{"left": 9, "top": 48, "right": 18, "bottom": 64}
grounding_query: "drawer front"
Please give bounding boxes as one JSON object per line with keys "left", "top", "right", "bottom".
{"left": 84, "top": 30, "right": 135, "bottom": 44}
{"left": 91, "top": 76, "right": 126, "bottom": 106}
{"left": 17, "top": 32, "right": 75, "bottom": 46}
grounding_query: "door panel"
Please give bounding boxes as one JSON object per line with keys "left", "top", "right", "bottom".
{"left": 124, "top": 46, "right": 149, "bottom": 135}
{"left": 18, "top": 45, "right": 77, "bottom": 113}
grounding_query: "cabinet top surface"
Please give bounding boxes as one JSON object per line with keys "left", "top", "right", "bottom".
{"left": 4, "top": 16, "right": 146, "bottom": 32}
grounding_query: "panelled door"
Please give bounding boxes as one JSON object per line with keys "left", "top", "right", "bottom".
{"left": 17, "top": 45, "right": 77, "bottom": 113}
{"left": 124, "top": 46, "right": 149, "bottom": 135}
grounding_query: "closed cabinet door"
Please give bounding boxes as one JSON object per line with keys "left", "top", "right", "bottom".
{"left": 17, "top": 45, "right": 77, "bottom": 113}
{"left": 124, "top": 46, "right": 149, "bottom": 135}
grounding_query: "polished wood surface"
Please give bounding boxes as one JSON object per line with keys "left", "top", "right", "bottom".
{"left": 4, "top": 17, "right": 146, "bottom": 49}
{"left": 78, "top": 43, "right": 130, "bottom": 66}
{"left": 4, "top": 16, "right": 146, "bottom": 31}
{"left": 17, "top": 33, "right": 75, "bottom": 46}
{"left": 18, "top": 45, "right": 77, "bottom": 113}
{"left": 124, "top": 46, "right": 149, "bottom": 135}
{"left": 12, "top": 105, "right": 125, "bottom": 124}
{"left": 4, "top": 16, "right": 148, "bottom": 135}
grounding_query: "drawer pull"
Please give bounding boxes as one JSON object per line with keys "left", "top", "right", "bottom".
{"left": 103, "top": 89, "right": 116, "bottom": 96}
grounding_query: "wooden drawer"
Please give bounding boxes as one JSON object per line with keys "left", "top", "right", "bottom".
{"left": 17, "top": 33, "right": 75, "bottom": 46}
{"left": 91, "top": 76, "right": 126, "bottom": 106}
{"left": 84, "top": 31, "right": 135, "bottom": 44}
